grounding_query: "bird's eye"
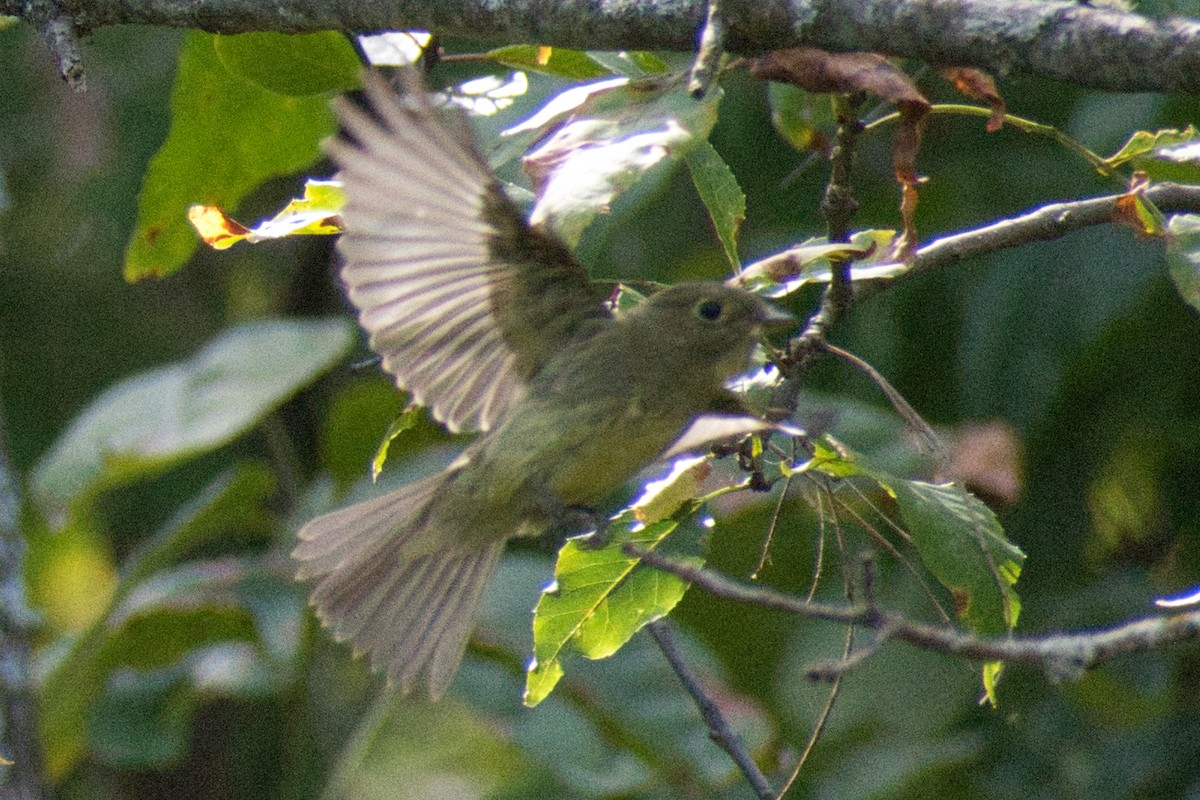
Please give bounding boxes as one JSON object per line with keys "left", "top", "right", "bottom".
{"left": 695, "top": 299, "right": 724, "bottom": 321}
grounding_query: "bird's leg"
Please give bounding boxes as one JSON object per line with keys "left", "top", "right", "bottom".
{"left": 574, "top": 511, "right": 615, "bottom": 550}
{"left": 530, "top": 485, "right": 610, "bottom": 547}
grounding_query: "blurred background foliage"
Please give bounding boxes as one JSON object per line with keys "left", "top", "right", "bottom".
{"left": 3, "top": 2, "right": 1200, "bottom": 797}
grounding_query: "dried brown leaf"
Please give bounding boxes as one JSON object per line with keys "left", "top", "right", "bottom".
{"left": 940, "top": 67, "right": 1006, "bottom": 132}
{"left": 749, "top": 47, "right": 929, "bottom": 186}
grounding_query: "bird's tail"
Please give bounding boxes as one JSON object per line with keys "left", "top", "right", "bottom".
{"left": 292, "top": 474, "right": 503, "bottom": 699}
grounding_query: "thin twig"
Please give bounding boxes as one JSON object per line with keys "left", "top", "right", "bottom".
{"left": 864, "top": 103, "right": 1113, "bottom": 175}
{"left": 22, "top": 0, "right": 85, "bottom": 90}
{"left": 645, "top": 620, "right": 776, "bottom": 800}
{"left": 687, "top": 0, "right": 725, "bottom": 97}
{"left": 772, "top": 95, "right": 865, "bottom": 418}
{"left": 820, "top": 341, "right": 945, "bottom": 459}
{"left": 777, "top": 623, "right": 850, "bottom": 798}
{"left": 630, "top": 547, "right": 1200, "bottom": 682}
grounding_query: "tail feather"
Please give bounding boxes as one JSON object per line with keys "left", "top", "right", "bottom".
{"left": 292, "top": 474, "right": 504, "bottom": 699}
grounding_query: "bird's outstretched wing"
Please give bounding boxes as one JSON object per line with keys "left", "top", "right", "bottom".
{"left": 327, "top": 71, "right": 611, "bottom": 433}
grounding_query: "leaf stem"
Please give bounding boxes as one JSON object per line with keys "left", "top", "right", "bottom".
{"left": 863, "top": 103, "right": 1113, "bottom": 175}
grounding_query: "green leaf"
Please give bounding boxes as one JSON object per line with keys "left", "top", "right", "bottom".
{"left": 982, "top": 660, "right": 1004, "bottom": 708}
{"left": 213, "top": 31, "right": 362, "bottom": 96}
{"left": 798, "top": 436, "right": 1024, "bottom": 701}
{"left": 586, "top": 51, "right": 672, "bottom": 77}
{"left": 685, "top": 140, "right": 745, "bottom": 271}
{"left": 118, "top": 463, "right": 277, "bottom": 589}
{"left": 104, "top": 603, "right": 258, "bottom": 672}
{"left": 37, "top": 466, "right": 281, "bottom": 779}
{"left": 1165, "top": 214, "right": 1200, "bottom": 313}
{"left": 323, "top": 694, "right": 543, "bottom": 800}
{"left": 1103, "top": 125, "right": 1199, "bottom": 170}
{"left": 517, "top": 73, "right": 724, "bottom": 247}
{"left": 487, "top": 45, "right": 613, "bottom": 79}
{"left": 371, "top": 406, "right": 424, "bottom": 480}
{"left": 89, "top": 669, "right": 196, "bottom": 770}
{"left": 884, "top": 479, "right": 1024, "bottom": 634}
{"left": 524, "top": 458, "right": 714, "bottom": 706}
{"left": 32, "top": 318, "right": 351, "bottom": 519}
{"left": 524, "top": 518, "right": 697, "bottom": 706}
{"left": 766, "top": 81, "right": 834, "bottom": 153}
{"left": 733, "top": 230, "right": 906, "bottom": 298}
{"left": 124, "top": 31, "right": 336, "bottom": 280}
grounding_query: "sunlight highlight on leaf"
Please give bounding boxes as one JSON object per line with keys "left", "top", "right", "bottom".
{"left": 515, "top": 74, "right": 723, "bottom": 246}
{"left": 370, "top": 406, "right": 424, "bottom": 480}
{"left": 190, "top": 179, "right": 344, "bottom": 250}
{"left": 732, "top": 230, "right": 905, "bottom": 298}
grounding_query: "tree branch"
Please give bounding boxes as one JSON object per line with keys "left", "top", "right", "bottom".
{"left": 5, "top": 0, "right": 1200, "bottom": 96}
{"left": 878, "top": 182, "right": 1200, "bottom": 293}
{"left": 646, "top": 620, "right": 776, "bottom": 800}
{"left": 629, "top": 545, "right": 1200, "bottom": 683}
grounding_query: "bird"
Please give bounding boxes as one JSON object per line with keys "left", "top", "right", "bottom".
{"left": 293, "top": 69, "right": 793, "bottom": 699}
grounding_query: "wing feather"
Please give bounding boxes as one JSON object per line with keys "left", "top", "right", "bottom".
{"left": 328, "top": 71, "right": 609, "bottom": 433}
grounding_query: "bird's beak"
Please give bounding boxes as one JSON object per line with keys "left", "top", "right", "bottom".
{"left": 756, "top": 301, "right": 795, "bottom": 329}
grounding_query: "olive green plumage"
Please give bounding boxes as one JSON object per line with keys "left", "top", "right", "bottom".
{"left": 293, "top": 71, "right": 789, "bottom": 699}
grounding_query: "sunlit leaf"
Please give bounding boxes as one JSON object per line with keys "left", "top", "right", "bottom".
{"left": 517, "top": 73, "right": 723, "bottom": 246}
{"left": 1112, "top": 173, "right": 1166, "bottom": 238}
{"left": 371, "top": 405, "right": 424, "bottom": 480}
{"left": 732, "top": 230, "right": 905, "bottom": 298}
{"left": 524, "top": 518, "right": 696, "bottom": 706}
{"left": 213, "top": 31, "right": 361, "bottom": 96}
{"left": 1103, "top": 125, "right": 1199, "bottom": 169}
{"left": 633, "top": 456, "right": 711, "bottom": 524}
{"left": 124, "top": 31, "right": 335, "bottom": 280}
{"left": 488, "top": 45, "right": 613, "bottom": 79}
{"left": 447, "top": 71, "right": 530, "bottom": 117}
{"left": 982, "top": 660, "right": 1004, "bottom": 708}
{"left": 525, "top": 459, "right": 712, "bottom": 706}
{"left": 32, "top": 318, "right": 352, "bottom": 519}
{"left": 190, "top": 179, "right": 344, "bottom": 250}
{"left": 358, "top": 31, "right": 432, "bottom": 67}
{"left": 1165, "top": 213, "right": 1200, "bottom": 313}
{"left": 586, "top": 51, "right": 672, "bottom": 77}
{"left": 25, "top": 512, "right": 117, "bottom": 633}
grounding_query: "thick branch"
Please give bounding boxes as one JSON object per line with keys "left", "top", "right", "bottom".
{"left": 5, "top": 0, "right": 1200, "bottom": 95}
{"left": 631, "top": 546, "right": 1200, "bottom": 682}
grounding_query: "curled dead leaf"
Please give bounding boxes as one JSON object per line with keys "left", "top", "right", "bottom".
{"left": 1113, "top": 172, "right": 1166, "bottom": 239}
{"left": 940, "top": 67, "right": 1006, "bottom": 132}
{"left": 187, "top": 205, "right": 251, "bottom": 250}
{"left": 748, "top": 47, "right": 930, "bottom": 187}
